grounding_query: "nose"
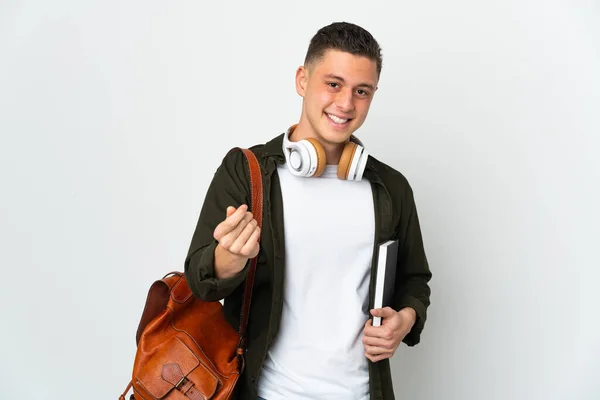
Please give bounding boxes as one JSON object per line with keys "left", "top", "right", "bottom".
{"left": 335, "top": 88, "right": 354, "bottom": 113}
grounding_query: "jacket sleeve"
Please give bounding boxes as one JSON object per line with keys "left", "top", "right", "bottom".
{"left": 184, "top": 149, "right": 253, "bottom": 302}
{"left": 393, "top": 186, "right": 432, "bottom": 346}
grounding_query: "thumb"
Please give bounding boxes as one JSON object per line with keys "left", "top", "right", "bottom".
{"left": 370, "top": 307, "right": 395, "bottom": 318}
{"left": 226, "top": 206, "right": 236, "bottom": 217}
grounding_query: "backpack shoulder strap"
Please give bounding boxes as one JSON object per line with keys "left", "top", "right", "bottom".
{"left": 234, "top": 148, "right": 263, "bottom": 353}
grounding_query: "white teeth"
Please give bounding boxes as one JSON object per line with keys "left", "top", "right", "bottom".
{"left": 327, "top": 113, "right": 348, "bottom": 124}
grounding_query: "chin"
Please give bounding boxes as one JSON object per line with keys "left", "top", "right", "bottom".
{"left": 317, "top": 128, "right": 351, "bottom": 145}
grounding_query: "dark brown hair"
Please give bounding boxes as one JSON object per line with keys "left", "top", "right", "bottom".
{"left": 304, "top": 22, "right": 383, "bottom": 76}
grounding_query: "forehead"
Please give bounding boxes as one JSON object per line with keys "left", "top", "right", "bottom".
{"left": 309, "top": 49, "right": 378, "bottom": 86}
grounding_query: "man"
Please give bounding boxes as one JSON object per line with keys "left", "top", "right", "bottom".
{"left": 185, "top": 21, "right": 432, "bottom": 400}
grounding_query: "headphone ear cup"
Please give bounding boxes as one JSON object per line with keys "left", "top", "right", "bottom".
{"left": 337, "top": 142, "right": 358, "bottom": 180}
{"left": 346, "top": 144, "right": 366, "bottom": 181}
{"left": 304, "top": 138, "right": 327, "bottom": 177}
{"left": 354, "top": 147, "right": 368, "bottom": 181}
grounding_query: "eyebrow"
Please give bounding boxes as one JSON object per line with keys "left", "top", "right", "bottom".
{"left": 324, "top": 74, "right": 375, "bottom": 91}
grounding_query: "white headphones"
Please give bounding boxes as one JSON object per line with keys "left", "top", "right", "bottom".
{"left": 282, "top": 125, "right": 369, "bottom": 181}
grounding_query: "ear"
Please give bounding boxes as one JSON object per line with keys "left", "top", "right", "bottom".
{"left": 295, "top": 66, "right": 308, "bottom": 97}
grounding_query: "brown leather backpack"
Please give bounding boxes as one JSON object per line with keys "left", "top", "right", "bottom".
{"left": 119, "top": 148, "right": 263, "bottom": 400}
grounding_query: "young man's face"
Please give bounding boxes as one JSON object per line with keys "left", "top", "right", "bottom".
{"left": 296, "top": 49, "right": 379, "bottom": 146}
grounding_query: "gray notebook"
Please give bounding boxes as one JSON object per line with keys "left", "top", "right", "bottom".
{"left": 372, "top": 239, "right": 399, "bottom": 327}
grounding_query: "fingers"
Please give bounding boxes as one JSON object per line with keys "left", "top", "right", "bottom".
{"left": 214, "top": 205, "right": 249, "bottom": 241}
{"left": 364, "top": 344, "right": 392, "bottom": 356}
{"left": 364, "top": 345, "right": 394, "bottom": 363}
{"left": 363, "top": 321, "right": 395, "bottom": 354}
{"left": 363, "top": 322, "right": 395, "bottom": 362}
{"left": 213, "top": 204, "right": 261, "bottom": 258}
{"left": 241, "top": 226, "right": 262, "bottom": 258}
{"left": 362, "top": 315, "right": 402, "bottom": 363}
{"left": 362, "top": 335, "right": 394, "bottom": 349}
{"left": 363, "top": 319, "right": 394, "bottom": 340}
{"left": 219, "top": 212, "right": 253, "bottom": 249}
{"left": 229, "top": 212, "right": 254, "bottom": 242}
{"left": 229, "top": 217, "right": 258, "bottom": 254}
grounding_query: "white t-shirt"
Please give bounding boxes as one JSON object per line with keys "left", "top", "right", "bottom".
{"left": 257, "top": 163, "right": 375, "bottom": 399}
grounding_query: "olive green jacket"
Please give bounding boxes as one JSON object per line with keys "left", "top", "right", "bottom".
{"left": 184, "top": 133, "right": 432, "bottom": 400}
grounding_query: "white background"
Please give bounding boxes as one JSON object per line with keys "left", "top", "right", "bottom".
{"left": 1, "top": 1, "right": 599, "bottom": 399}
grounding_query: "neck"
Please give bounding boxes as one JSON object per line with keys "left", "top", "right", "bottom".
{"left": 290, "top": 120, "right": 345, "bottom": 165}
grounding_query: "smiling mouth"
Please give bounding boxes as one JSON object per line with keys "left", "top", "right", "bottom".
{"left": 326, "top": 113, "right": 352, "bottom": 125}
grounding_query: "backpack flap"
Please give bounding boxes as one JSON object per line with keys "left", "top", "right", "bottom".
{"left": 135, "top": 336, "right": 219, "bottom": 399}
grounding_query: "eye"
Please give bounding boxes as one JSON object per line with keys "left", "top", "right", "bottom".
{"left": 327, "top": 82, "right": 339, "bottom": 88}
{"left": 357, "top": 89, "right": 369, "bottom": 97}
